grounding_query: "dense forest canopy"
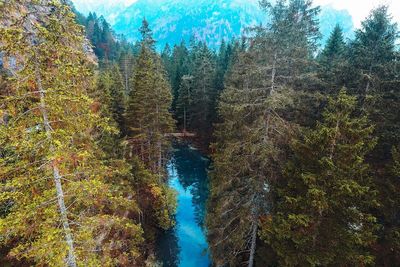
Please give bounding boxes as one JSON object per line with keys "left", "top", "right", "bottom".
{"left": 0, "top": 0, "right": 399, "bottom": 266}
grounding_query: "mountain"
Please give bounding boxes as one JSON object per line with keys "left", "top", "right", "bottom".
{"left": 318, "top": 5, "right": 354, "bottom": 44}
{"left": 71, "top": 0, "right": 137, "bottom": 24}
{"left": 71, "top": 0, "right": 354, "bottom": 49}
{"left": 113, "top": 0, "right": 265, "bottom": 49}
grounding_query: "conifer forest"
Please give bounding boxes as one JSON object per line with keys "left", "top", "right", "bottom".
{"left": 0, "top": 0, "right": 399, "bottom": 266}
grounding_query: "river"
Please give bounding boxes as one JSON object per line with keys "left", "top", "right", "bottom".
{"left": 156, "top": 142, "right": 211, "bottom": 267}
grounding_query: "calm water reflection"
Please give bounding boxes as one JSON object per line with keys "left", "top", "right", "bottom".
{"left": 156, "top": 142, "right": 211, "bottom": 267}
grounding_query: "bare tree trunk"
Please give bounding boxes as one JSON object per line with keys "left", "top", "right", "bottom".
{"left": 248, "top": 222, "right": 258, "bottom": 267}
{"left": 124, "top": 59, "right": 129, "bottom": 94}
{"left": 271, "top": 52, "right": 277, "bottom": 95}
{"left": 263, "top": 52, "right": 276, "bottom": 143}
{"left": 157, "top": 139, "right": 162, "bottom": 174}
{"left": 35, "top": 63, "right": 77, "bottom": 267}
{"left": 330, "top": 119, "right": 340, "bottom": 160}
{"left": 365, "top": 65, "right": 373, "bottom": 95}
{"left": 183, "top": 106, "right": 187, "bottom": 133}
{"left": 140, "top": 142, "right": 145, "bottom": 161}
{"left": 147, "top": 140, "right": 152, "bottom": 169}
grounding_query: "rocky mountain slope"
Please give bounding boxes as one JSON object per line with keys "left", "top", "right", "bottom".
{"left": 72, "top": 0, "right": 354, "bottom": 49}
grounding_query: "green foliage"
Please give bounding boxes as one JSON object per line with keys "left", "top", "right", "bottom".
{"left": 0, "top": 1, "right": 144, "bottom": 266}
{"left": 175, "top": 75, "right": 193, "bottom": 131}
{"left": 345, "top": 7, "right": 400, "bottom": 265}
{"left": 260, "top": 90, "right": 378, "bottom": 266}
{"left": 348, "top": 6, "right": 398, "bottom": 96}
{"left": 1, "top": 1, "right": 400, "bottom": 266}
{"left": 123, "top": 22, "right": 176, "bottom": 238}
{"left": 125, "top": 44, "right": 174, "bottom": 172}
{"left": 169, "top": 41, "right": 190, "bottom": 115}
{"left": 318, "top": 24, "right": 347, "bottom": 92}
{"left": 82, "top": 12, "right": 135, "bottom": 61}
{"left": 139, "top": 19, "right": 156, "bottom": 50}
{"left": 189, "top": 44, "right": 216, "bottom": 139}
{"left": 207, "top": 1, "right": 322, "bottom": 265}
{"left": 97, "top": 64, "right": 126, "bottom": 135}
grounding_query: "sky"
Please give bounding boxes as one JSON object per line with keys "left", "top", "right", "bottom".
{"left": 314, "top": 0, "right": 400, "bottom": 28}
{"left": 71, "top": 0, "right": 400, "bottom": 29}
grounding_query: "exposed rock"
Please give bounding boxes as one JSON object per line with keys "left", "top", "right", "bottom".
{"left": 0, "top": 0, "right": 97, "bottom": 74}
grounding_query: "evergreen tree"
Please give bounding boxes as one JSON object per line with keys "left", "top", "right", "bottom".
{"left": 139, "top": 18, "right": 156, "bottom": 51}
{"left": 118, "top": 50, "right": 135, "bottom": 95}
{"left": 124, "top": 21, "right": 177, "bottom": 237}
{"left": 0, "top": 1, "right": 143, "bottom": 265}
{"left": 261, "top": 89, "right": 378, "bottom": 266}
{"left": 82, "top": 12, "right": 134, "bottom": 62}
{"left": 161, "top": 43, "right": 173, "bottom": 82}
{"left": 214, "top": 39, "right": 228, "bottom": 93}
{"left": 350, "top": 6, "right": 399, "bottom": 158}
{"left": 256, "top": 0, "right": 322, "bottom": 127}
{"left": 347, "top": 8, "right": 400, "bottom": 263}
{"left": 318, "top": 24, "right": 347, "bottom": 92}
{"left": 125, "top": 22, "right": 174, "bottom": 173}
{"left": 207, "top": 50, "right": 270, "bottom": 267}
{"left": 207, "top": 1, "right": 322, "bottom": 265}
{"left": 374, "top": 146, "right": 400, "bottom": 265}
{"left": 190, "top": 43, "right": 216, "bottom": 142}
{"left": 109, "top": 65, "right": 126, "bottom": 134}
{"left": 97, "top": 64, "right": 126, "bottom": 135}
{"left": 170, "top": 41, "right": 190, "bottom": 116}
{"left": 99, "top": 17, "right": 116, "bottom": 60}
{"left": 349, "top": 6, "right": 397, "bottom": 98}
{"left": 176, "top": 75, "right": 194, "bottom": 131}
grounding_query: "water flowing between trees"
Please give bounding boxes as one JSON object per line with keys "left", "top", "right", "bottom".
{"left": 156, "top": 142, "right": 211, "bottom": 267}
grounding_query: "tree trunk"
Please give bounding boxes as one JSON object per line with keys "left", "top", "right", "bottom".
{"left": 35, "top": 63, "right": 77, "bottom": 267}
{"left": 124, "top": 59, "right": 129, "bottom": 94}
{"left": 157, "top": 139, "right": 162, "bottom": 174}
{"left": 183, "top": 106, "right": 187, "bottom": 132}
{"left": 271, "top": 52, "right": 277, "bottom": 95}
{"left": 330, "top": 119, "right": 340, "bottom": 160}
{"left": 365, "top": 65, "right": 373, "bottom": 95}
{"left": 248, "top": 222, "right": 258, "bottom": 267}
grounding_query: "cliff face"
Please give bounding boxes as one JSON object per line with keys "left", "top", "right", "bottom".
{"left": 0, "top": 0, "right": 97, "bottom": 74}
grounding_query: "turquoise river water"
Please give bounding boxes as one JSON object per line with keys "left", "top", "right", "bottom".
{"left": 156, "top": 142, "right": 211, "bottom": 267}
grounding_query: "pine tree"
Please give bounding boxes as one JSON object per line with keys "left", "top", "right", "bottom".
{"left": 207, "top": 50, "right": 269, "bottom": 267}
{"left": 170, "top": 41, "right": 190, "bottom": 116}
{"left": 176, "top": 75, "right": 194, "bottom": 131}
{"left": 351, "top": 6, "right": 399, "bottom": 158}
{"left": 214, "top": 39, "right": 228, "bottom": 93}
{"left": 0, "top": 1, "right": 143, "bottom": 266}
{"left": 110, "top": 64, "right": 125, "bottom": 135}
{"left": 347, "top": 8, "right": 400, "bottom": 263}
{"left": 96, "top": 65, "right": 126, "bottom": 135}
{"left": 118, "top": 50, "right": 135, "bottom": 95}
{"left": 161, "top": 43, "right": 173, "bottom": 83}
{"left": 374, "top": 146, "right": 400, "bottom": 265}
{"left": 190, "top": 43, "right": 216, "bottom": 142}
{"left": 260, "top": 89, "right": 378, "bottom": 266}
{"left": 139, "top": 18, "right": 156, "bottom": 51}
{"left": 349, "top": 6, "right": 397, "bottom": 99}
{"left": 100, "top": 17, "right": 116, "bottom": 60}
{"left": 318, "top": 24, "right": 347, "bottom": 92}
{"left": 123, "top": 21, "right": 177, "bottom": 235}
{"left": 207, "top": 1, "right": 322, "bottom": 265}
{"left": 125, "top": 21, "right": 174, "bottom": 173}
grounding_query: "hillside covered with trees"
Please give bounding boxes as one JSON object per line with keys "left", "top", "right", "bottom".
{"left": 0, "top": 0, "right": 399, "bottom": 266}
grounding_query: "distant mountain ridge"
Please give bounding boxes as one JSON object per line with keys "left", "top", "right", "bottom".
{"left": 112, "top": 0, "right": 265, "bottom": 49}
{"left": 71, "top": 0, "right": 354, "bottom": 49}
